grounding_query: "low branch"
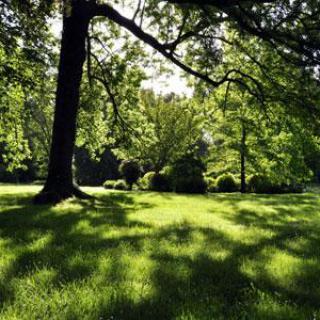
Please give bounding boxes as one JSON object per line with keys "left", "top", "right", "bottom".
{"left": 89, "top": 52, "right": 142, "bottom": 136}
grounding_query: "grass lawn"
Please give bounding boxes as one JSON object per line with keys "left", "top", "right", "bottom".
{"left": 0, "top": 185, "right": 320, "bottom": 319}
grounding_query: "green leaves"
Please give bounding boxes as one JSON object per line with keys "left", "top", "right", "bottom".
{"left": 0, "top": 83, "right": 31, "bottom": 172}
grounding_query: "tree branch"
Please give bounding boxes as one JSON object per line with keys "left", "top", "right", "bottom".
{"left": 94, "top": 1, "right": 263, "bottom": 100}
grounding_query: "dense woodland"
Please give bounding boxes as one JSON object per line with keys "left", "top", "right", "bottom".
{"left": 1, "top": 0, "right": 320, "bottom": 201}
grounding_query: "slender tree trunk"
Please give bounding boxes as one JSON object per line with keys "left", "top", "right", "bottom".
{"left": 240, "top": 124, "right": 247, "bottom": 194}
{"left": 34, "top": 5, "right": 91, "bottom": 204}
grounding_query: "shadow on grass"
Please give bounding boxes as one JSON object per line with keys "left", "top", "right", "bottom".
{"left": 0, "top": 190, "right": 320, "bottom": 319}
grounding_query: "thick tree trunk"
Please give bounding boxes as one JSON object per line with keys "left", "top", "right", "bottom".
{"left": 240, "top": 125, "right": 247, "bottom": 194}
{"left": 34, "top": 6, "right": 91, "bottom": 204}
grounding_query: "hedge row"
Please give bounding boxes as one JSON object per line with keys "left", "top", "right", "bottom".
{"left": 207, "top": 173, "right": 304, "bottom": 194}
{"left": 103, "top": 156, "right": 304, "bottom": 194}
{"left": 103, "top": 179, "right": 128, "bottom": 190}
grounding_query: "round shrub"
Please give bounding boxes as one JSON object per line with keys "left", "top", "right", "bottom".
{"left": 113, "top": 179, "right": 128, "bottom": 190}
{"left": 171, "top": 155, "right": 206, "bottom": 178}
{"left": 247, "top": 175, "right": 305, "bottom": 194}
{"left": 139, "top": 171, "right": 156, "bottom": 191}
{"left": 247, "top": 174, "right": 273, "bottom": 193}
{"left": 247, "top": 174, "right": 293, "bottom": 194}
{"left": 206, "top": 177, "right": 218, "bottom": 193}
{"left": 150, "top": 173, "right": 171, "bottom": 192}
{"left": 286, "top": 183, "right": 305, "bottom": 193}
{"left": 161, "top": 166, "right": 173, "bottom": 177}
{"left": 160, "top": 166, "right": 174, "bottom": 189}
{"left": 170, "top": 155, "right": 207, "bottom": 194}
{"left": 103, "top": 180, "right": 116, "bottom": 189}
{"left": 139, "top": 171, "right": 172, "bottom": 192}
{"left": 216, "top": 174, "right": 238, "bottom": 192}
{"left": 119, "top": 159, "right": 141, "bottom": 190}
{"left": 177, "top": 176, "right": 208, "bottom": 194}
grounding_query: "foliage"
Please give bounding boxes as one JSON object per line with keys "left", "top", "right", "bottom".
{"left": 74, "top": 147, "right": 119, "bottom": 186}
{"left": 248, "top": 174, "right": 305, "bottom": 194}
{"left": 247, "top": 174, "right": 274, "bottom": 194}
{"left": 113, "top": 179, "right": 128, "bottom": 190}
{"left": 173, "top": 175, "right": 207, "bottom": 194}
{"left": 149, "top": 172, "right": 171, "bottom": 192}
{"left": 0, "top": 18, "right": 56, "bottom": 178}
{"left": 202, "top": 70, "right": 318, "bottom": 190}
{"left": 116, "top": 91, "right": 205, "bottom": 172}
{"left": 119, "top": 159, "right": 141, "bottom": 190}
{"left": 170, "top": 155, "right": 207, "bottom": 194}
{"left": 103, "top": 180, "right": 116, "bottom": 189}
{"left": 139, "top": 171, "right": 172, "bottom": 192}
{"left": 0, "top": 0, "right": 57, "bottom": 174}
{"left": 0, "top": 77, "right": 31, "bottom": 172}
{"left": 206, "top": 177, "right": 218, "bottom": 193}
{"left": 138, "top": 171, "right": 155, "bottom": 191}
{"left": 76, "top": 23, "right": 147, "bottom": 158}
{"left": 216, "top": 174, "right": 239, "bottom": 193}
{"left": 286, "top": 184, "right": 305, "bottom": 194}
{"left": 103, "top": 179, "right": 128, "bottom": 190}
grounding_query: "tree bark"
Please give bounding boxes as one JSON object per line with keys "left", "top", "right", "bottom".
{"left": 34, "top": 4, "right": 91, "bottom": 204}
{"left": 240, "top": 124, "right": 247, "bottom": 194}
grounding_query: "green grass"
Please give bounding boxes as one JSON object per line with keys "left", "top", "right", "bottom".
{"left": 0, "top": 185, "right": 320, "bottom": 319}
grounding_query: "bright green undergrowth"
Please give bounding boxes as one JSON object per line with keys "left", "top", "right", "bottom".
{"left": 0, "top": 185, "right": 320, "bottom": 319}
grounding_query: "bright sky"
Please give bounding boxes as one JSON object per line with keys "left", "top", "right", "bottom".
{"left": 51, "top": 17, "right": 192, "bottom": 96}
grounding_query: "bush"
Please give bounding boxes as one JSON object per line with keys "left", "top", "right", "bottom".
{"left": 286, "top": 183, "right": 305, "bottom": 193}
{"left": 171, "top": 156, "right": 205, "bottom": 178}
{"left": 161, "top": 166, "right": 173, "bottom": 177}
{"left": 170, "top": 155, "right": 207, "bottom": 194}
{"left": 139, "top": 171, "right": 172, "bottom": 192}
{"left": 113, "top": 180, "right": 128, "bottom": 190}
{"left": 247, "top": 174, "right": 305, "bottom": 194}
{"left": 119, "top": 159, "right": 141, "bottom": 190}
{"left": 206, "top": 177, "right": 218, "bottom": 193}
{"left": 138, "top": 171, "right": 156, "bottom": 191}
{"left": 175, "top": 176, "right": 208, "bottom": 194}
{"left": 0, "top": 163, "right": 37, "bottom": 183}
{"left": 103, "top": 179, "right": 128, "bottom": 190}
{"left": 103, "top": 180, "right": 116, "bottom": 189}
{"left": 248, "top": 174, "right": 267, "bottom": 193}
{"left": 279, "top": 182, "right": 305, "bottom": 194}
{"left": 74, "top": 147, "right": 119, "bottom": 186}
{"left": 216, "top": 174, "right": 238, "bottom": 192}
{"left": 150, "top": 173, "right": 171, "bottom": 192}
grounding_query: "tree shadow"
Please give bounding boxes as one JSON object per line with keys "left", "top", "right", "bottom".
{"left": 0, "top": 191, "right": 153, "bottom": 307}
